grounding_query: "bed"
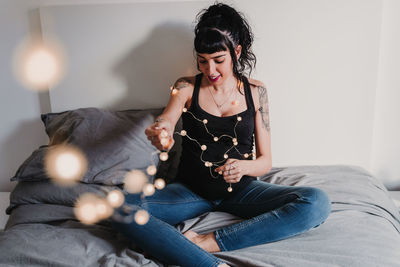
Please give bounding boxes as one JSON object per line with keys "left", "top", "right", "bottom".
{"left": 0, "top": 107, "right": 399, "bottom": 267}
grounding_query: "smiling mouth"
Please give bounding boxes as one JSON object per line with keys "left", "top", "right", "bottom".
{"left": 208, "top": 75, "right": 220, "bottom": 82}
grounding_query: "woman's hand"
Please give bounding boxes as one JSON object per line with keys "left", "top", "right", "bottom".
{"left": 214, "top": 159, "right": 248, "bottom": 184}
{"left": 145, "top": 118, "right": 175, "bottom": 151}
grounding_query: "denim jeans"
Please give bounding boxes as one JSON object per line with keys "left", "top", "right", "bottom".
{"left": 111, "top": 179, "right": 331, "bottom": 267}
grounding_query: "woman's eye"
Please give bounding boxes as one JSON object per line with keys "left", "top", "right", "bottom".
{"left": 216, "top": 60, "right": 225, "bottom": 64}
{"left": 199, "top": 60, "right": 207, "bottom": 64}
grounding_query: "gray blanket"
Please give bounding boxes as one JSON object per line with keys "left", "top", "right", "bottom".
{"left": 1, "top": 165, "right": 400, "bottom": 267}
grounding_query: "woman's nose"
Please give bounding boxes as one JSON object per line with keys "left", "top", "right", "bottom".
{"left": 207, "top": 61, "right": 216, "bottom": 74}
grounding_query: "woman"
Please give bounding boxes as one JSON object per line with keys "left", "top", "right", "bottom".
{"left": 112, "top": 3, "right": 331, "bottom": 267}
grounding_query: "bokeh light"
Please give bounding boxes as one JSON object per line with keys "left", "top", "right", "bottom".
{"left": 13, "top": 37, "right": 66, "bottom": 91}
{"left": 106, "top": 190, "right": 125, "bottom": 208}
{"left": 74, "top": 193, "right": 101, "bottom": 225}
{"left": 123, "top": 170, "right": 148, "bottom": 193}
{"left": 154, "top": 178, "right": 166, "bottom": 190}
{"left": 143, "top": 183, "right": 155, "bottom": 196}
{"left": 146, "top": 165, "right": 157, "bottom": 176}
{"left": 44, "top": 144, "right": 87, "bottom": 186}
{"left": 159, "top": 152, "right": 168, "bottom": 161}
{"left": 135, "top": 209, "right": 150, "bottom": 225}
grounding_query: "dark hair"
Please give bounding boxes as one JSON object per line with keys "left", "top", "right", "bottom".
{"left": 194, "top": 2, "right": 256, "bottom": 82}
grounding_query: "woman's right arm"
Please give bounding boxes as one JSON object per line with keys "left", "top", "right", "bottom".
{"left": 145, "top": 77, "right": 194, "bottom": 151}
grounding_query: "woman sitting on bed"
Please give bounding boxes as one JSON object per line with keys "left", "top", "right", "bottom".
{"left": 112, "top": 3, "right": 331, "bottom": 267}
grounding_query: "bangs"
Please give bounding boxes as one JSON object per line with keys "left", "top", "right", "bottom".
{"left": 194, "top": 29, "right": 229, "bottom": 54}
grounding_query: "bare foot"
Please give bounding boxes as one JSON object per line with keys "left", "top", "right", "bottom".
{"left": 183, "top": 230, "right": 221, "bottom": 253}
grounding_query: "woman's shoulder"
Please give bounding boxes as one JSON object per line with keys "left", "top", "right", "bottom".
{"left": 173, "top": 76, "right": 196, "bottom": 91}
{"left": 247, "top": 78, "right": 267, "bottom": 110}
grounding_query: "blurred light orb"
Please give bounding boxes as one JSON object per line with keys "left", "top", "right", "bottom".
{"left": 44, "top": 144, "right": 87, "bottom": 186}
{"left": 180, "top": 130, "right": 187, "bottom": 136}
{"left": 74, "top": 193, "right": 100, "bottom": 225}
{"left": 244, "top": 153, "right": 249, "bottom": 158}
{"left": 143, "top": 183, "right": 155, "bottom": 196}
{"left": 135, "top": 209, "right": 150, "bottom": 225}
{"left": 107, "top": 190, "right": 125, "bottom": 208}
{"left": 146, "top": 165, "right": 157, "bottom": 176}
{"left": 124, "top": 170, "right": 148, "bottom": 193}
{"left": 13, "top": 37, "right": 66, "bottom": 91}
{"left": 201, "top": 145, "right": 207, "bottom": 151}
{"left": 213, "top": 137, "right": 218, "bottom": 142}
{"left": 154, "top": 178, "right": 166, "bottom": 190}
{"left": 95, "top": 198, "right": 113, "bottom": 220}
{"left": 159, "top": 152, "right": 169, "bottom": 161}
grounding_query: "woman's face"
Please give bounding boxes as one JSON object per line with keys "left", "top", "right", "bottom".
{"left": 197, "top": 50, "right": 234, "bottom": 85}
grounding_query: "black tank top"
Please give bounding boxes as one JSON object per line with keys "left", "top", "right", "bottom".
{"left": 175, "top": 73, "right": 257, "bottom": 200}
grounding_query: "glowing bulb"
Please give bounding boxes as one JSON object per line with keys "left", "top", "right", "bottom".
{"left": 143, "top": 183, "right": 155, "bottom": 196}
{"left": 180, "top": 130, "right": 187, "bottom": 136}
{"left": 107, "top": 190, "right": 125, "bottom": 208}
{"left": 135, "top": 209, "right": 150, "bottom": 225}
{"left": 234, "top": 141, "right": 238, "bottom": 146}
{"left": 203, "top": 119, "right": 208, "bottom": 124}
{"left": 237, "top": 116, "right": 242, "bottom": 121}
{"left": 218, "top": 171, "right": 223, "bottom": 175}
{"left": 154, "top": 178, "right": 166, "bottom": 190}
{"left": 204, "top": 161, "right": 212, "bottom": 167}
{"left": 227, "top": 186, "right": 233, "bottom": 192}
{"left": 124, "top": 170, "right": 148, "bottom": 193}
{"left": 159, "top": 152, "right": 169, "bottom": 161}
{"left": 213, "top": 137, "right": 218, "bottom": 142}
{"left": 224, "top": 154, "right": 228, "bottom": 159}
{"left": 244, "top": 153, "right": 249, "bottom": 158}
{"left": 182, "top": 107, "right": 187, "bottom": 112}
{"left": 146, "top": 165, "right": 157, "bottom": 176}
{"left": 44, "top": 144, "right": 87, "bottom": 186}
{"left": 160, "top": 130, "right": 168, "bottom": 138}
{"left": 201, "top": 145, "right": 207, "bottom": 151}
{"left": 232, "top": 138, "right": 237, "bottom": 143}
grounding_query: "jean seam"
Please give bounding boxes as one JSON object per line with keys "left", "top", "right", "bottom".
{"left": 214, "top": 230, "right": 228, "bottom": 251}
{"left": 140, "top": 199, "right": 208, "bottom": 205}
{"left": 221, "top": 214, "right": 265, "bottom": 235}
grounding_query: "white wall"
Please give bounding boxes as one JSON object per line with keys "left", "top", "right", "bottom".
{"left": 0, "top": 0, "right": 399, "bottom": 192}
{"left": 371, "top": 0, "right": 400, "bottom": 190}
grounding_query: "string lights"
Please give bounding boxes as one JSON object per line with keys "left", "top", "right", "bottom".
{"left": 43, "top": 82, "right": 255, "bottom": 226}
{"left": 172, "top": 84, "right": 255, "bottom": 192}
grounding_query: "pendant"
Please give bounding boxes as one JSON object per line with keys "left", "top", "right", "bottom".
{"left": 227, "top": 184, "right": 233, "bottom": 192}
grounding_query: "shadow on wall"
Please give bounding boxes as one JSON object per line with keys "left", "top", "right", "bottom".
{"left": 109, "top": 21, "right": 197, "bottom": 111}
{"left": 0, "top": 119, "right": 48, "bottom": 192}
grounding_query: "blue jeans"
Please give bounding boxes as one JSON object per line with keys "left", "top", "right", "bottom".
{"left": 111, "top": 180, "right": 331, "bottom": 267}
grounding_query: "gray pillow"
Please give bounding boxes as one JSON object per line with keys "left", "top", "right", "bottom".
{"left": 11, "top": 107, "right": 181, "bottom": 185}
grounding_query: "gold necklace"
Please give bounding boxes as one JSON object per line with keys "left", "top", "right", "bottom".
{"left": 207, "top": 81, "right": 237, "bottom": 109}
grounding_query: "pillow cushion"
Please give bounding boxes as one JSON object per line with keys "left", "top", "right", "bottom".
{"left": 11, "top": 107, "right": 182, "bottom": 185}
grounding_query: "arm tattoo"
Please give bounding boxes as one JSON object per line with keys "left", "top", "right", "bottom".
{"left": 257, "top": 85, "right": 271, "bottom": 131}
{"left": 173, "top": 77, "right": 191, "bottom": 90}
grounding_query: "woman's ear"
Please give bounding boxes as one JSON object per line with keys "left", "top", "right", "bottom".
{"left": 235, "top": 45, "right": 242, "bottom": 60}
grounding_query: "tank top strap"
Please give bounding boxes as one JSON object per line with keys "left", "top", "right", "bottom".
{"left": 242, "top": 76, "right": 256, "bottom": 114}
{"left": 190, "top": 73, "right": 203, "bottom": 110}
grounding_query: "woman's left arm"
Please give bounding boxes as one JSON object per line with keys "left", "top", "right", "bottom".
{"left": 215, "top": 81, "right": 272, "bottom": 182}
